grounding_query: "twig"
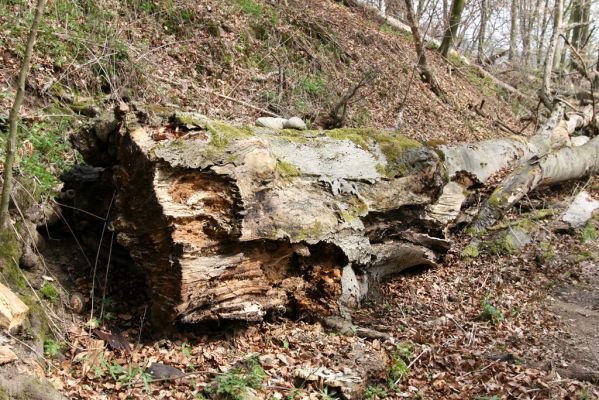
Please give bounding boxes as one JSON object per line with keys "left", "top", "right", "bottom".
{"left": 4, "top": 331, "right": 56, "bottom": 370}
{"left": 13, "top": 256, "right": 62, "bottom": 337}
{"left": 153, "top": 74, "right": 281, "bottom": 117}
{"left": 89, "top": 190, "right": 116, "bottom": 331}
{"left": 394, "top": 347, "right": 430, "bottom": 385}
{"left": 99, "top": 231, "right": 115, "bottom": 321}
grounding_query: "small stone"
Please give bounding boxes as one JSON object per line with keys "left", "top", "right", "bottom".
{"left": 69, "top": 292, "right": 86, "bottom": 314}
{"left": 255, "top": 117, "right": 287, "bottom": 130}
{"left": 283, "top": 116, "right": 307, "bottom": 130}
{"left": 19, "top": 246, "right": 41, "bottom": 271}
{"left": 147, "top": 363, "right": 185, "bottom": 380}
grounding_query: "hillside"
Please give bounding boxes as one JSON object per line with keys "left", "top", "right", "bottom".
{"left": 1, "top": 0, "right": 528, "bottom": 145}
{"left": 0, "top": 1, "right": 598, "bottom": 400}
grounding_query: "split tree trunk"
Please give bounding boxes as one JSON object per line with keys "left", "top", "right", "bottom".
{"left": 67, "top": 103, "right": 599, "bottom": 330}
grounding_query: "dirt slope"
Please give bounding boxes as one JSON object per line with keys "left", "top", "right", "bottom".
{"left": 1, "top": 0, "right": 529, "bottom": 145}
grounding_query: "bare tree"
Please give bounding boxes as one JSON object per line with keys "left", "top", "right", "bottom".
{"left": 477, "top": 0, "right": 488, "bottom": 64}
{"left": 0, "top": 0, "right": 46, "bottom": 229}
{"left": 536, "top": 0, "right": 551, "bottom": 67}
{"left": 509, "top": 0, "right": 518, "bottom": 61}
{"left": 403, "top": 0, "right": 445, "bottom": 98}
{"left": 542, "top": 0, "right": 564, "bottom": 107}
{"left": 438, "top": 0, "right": 465, "bottom": 57}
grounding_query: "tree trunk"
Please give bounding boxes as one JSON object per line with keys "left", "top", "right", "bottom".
{"left": 403, "top": 0, "right": 445, "bottom": 98}
{"left": 0, "top": 0, "right": 46, "bottom": 229}
{"left": 542, "top": 0, "right": 564, "bottom": 106}
{"left": 579, "top": 0, "right": 591, "bottom": 49}
{"left": 472, "top": 104, "right": 596, "bottom": 232}
{"left": 570, "top": 0, "right": 583, "bottom": 49}
{"left": 509, "top": 0, "right": 518, "bottom": 62}
{"left": 536, "top": 0, "right": 551, "bottom": 67}
{"left": 66, "top": 102, "right": 599, "bottom": 330}
{"left": 438, "top": 0, "right": 465, "bottom": 58}
{"left": 477, "top": 0, "right": 488, "bottom": 64}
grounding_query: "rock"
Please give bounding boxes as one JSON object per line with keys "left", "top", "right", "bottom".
{"left": 255, "top": 117, "right": 287, "bottom": 130}
{"left": 571, "top": 136, "right": 590, "bottom": 147}
{"left": 0, "top": 283, "right": 29, "bottom": 331}
{"left": 482, "top": 226, "right": 531, "bottom": 255}
{"left": 69, "top": 292, "right": 85, "bottom": 314}
{"left": 24, "top": 203, "right": 60, "bottom": 228}
{"left": 19, "top": 246, "right": 41, "bottom": 271}
{"left": 0, "top": 346, "right": 17, "bottom": 365}
{"left": 562, "top": 191, "right": 599, "bottom": 228}
{"left": 0, "top": 372, "right": 66, "bottom": 400}
{"left": 70, "top": 96, "right": 98, "bottom": 117}
{"left": 147, "top": 363, "right": 185, "bottom": 380}
{"left": 94, "top": 113, "right": 120, "bottom": 142}
{"left": 283, "top": 116, "right": 307, "bottom": 130}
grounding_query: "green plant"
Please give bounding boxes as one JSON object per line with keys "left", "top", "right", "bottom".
{"left": 319, "top": 387, "right": 339, "bottom": 400}
{"left": 475, "top": 396, "right": 500, "bottom": 400}
{"left": 578, "top": 387, "right": 590, "bottom": 400}
{"left": 389, "top": 342, "right": 413, "bottom": 385}
{"left": 182, "top": 342, "right": 192, "bottom": 357}
{"left": 581, "top": 221, "right": 596, "bottom": 243}
{"left": 364, "top": 384, "right": 388, "bottom": 399}
{"left": 480, "top": 298, "right": 504, "bottom": 324}
{"left": 43, "top": 339, "right": 63, "bottom": 358}
{"left": 228, "top": 0, "right": 263, "bottom": 17}
{"left": 40, "top": 282, "right": 58, "bottom": 303}
{"left": 205, "top": 356, "right": 266, "bottom": 400}
{"left": 301, "top": 74, "right": 326, "bottom": 97}
{"left": 96, "top": 357, "right": 152, "bottom": 392}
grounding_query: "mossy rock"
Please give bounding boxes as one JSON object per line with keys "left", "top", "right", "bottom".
{"left": 482, "top": 226, "right": 531, "bottom": 255}
{"left": 0, "top": 227, "right": 24, "bottom": 290}
{"left": 461, "top": 244, "right": 479, "bottom": 258}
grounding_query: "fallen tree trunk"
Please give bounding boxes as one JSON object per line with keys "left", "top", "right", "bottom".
{"left": 472, "top": 134, "right": 599, "bottom": 232}
{"left": 65, "top": 103, "right": 597, "bottom": 330}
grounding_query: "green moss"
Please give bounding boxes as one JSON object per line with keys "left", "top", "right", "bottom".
{"left": 540, "top": 241, "right": 554, "bottom": 259}
{"left": 172, "top": 113, "right": 253, "bottom": 152}
{"left": 531, "top": 209, "right": 556, "bottom": 220}
{"left": 326, "top": 128, "right": 374, "bottom": 149}
{"left": 482, "top": 225, "right": 531, "bottom": 255}
{"left": 350, "top": 196, "right": 369, "bottom": 216}
{"left": 0, "top": 228, "right": 25, "bottom": 289}
{"left": 277, "top": 159, "right": 301, "bottom": 177}
{"left": 40, "top": 283, "right": 58, "bottom": 304}
{"left": 291, "top": 221, "right": 324, "bottom": 241}
{"left": 20, "top": 294, "right": 49, "bottom": 346}
{"left": 461, "top": 244, "right": 479, "bottom": 258}
{"left": 338, "top": 210, "right": 356, "bottom": 223}
{"left": 207, "top": 121, "right": 253, "bottom": 149}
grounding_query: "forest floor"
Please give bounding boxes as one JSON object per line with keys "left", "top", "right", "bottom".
{"left": 25, "top": 176, "right": 596, "bottom": 400}
{"left": 0, "top": 0, "right": 598, "bottom": 399}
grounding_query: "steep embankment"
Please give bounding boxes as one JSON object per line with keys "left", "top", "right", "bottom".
{"left": 1, "top": 0, "right": 528, "bottom": 148}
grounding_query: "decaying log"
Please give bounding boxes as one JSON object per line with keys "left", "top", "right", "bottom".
{"left": 473, "top": 134, "right": 599, "bottom": 232}
{"left": 66, "top": 102, "right": 597, "bottom": 329}
{"left": 68, "top": 104, "right": 448, "bottom": 329}
{"left": 0, "top": 282, "right": 29, "bottom": 331}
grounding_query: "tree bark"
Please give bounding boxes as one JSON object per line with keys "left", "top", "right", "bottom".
{"left": 542, "top": 0, "right": 564, "bottom": 106}
{"left": 0, "top": 0, "right": 46, "bottom": 229}
{"left": 509, "top": 0, "right": 518, "bottom": 62}
{"left": 438, "top": 0, "right": 465, "bottom": 58}
{"left": 536, "top": 0, "right": 551, "bottom": 67}
{"left": 477, "top": 0, "right": 488, "bottom": 64}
